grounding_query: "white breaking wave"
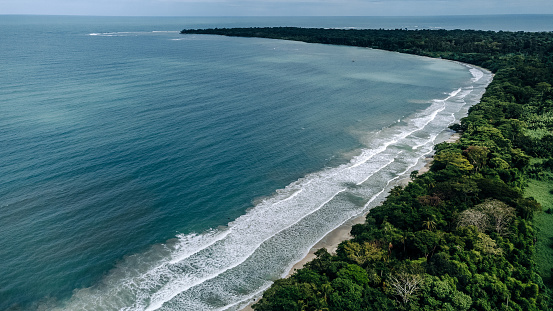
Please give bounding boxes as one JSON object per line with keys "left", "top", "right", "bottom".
{"left": 470, "top": 67, "right": 485, "bottom": 82}
{"left": 88, "top": 31, "right": 178, "bottom": 37}
{"left": 49, "top": 65, "right": 492, "bottom": 311}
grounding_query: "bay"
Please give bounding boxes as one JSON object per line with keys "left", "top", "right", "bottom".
{"left": 0, "top": 15, "right": 512, "bottom": 310}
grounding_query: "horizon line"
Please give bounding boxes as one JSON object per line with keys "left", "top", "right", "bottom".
{"left": 3, "top": 13, "right": 553, "bottom": 18}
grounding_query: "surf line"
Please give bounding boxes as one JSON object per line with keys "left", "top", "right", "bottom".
{"left": 227, "top": 146, "right": 430, "bottom": 310}
{"left": 169, "top": 230, "right": 233, "bottom": 264}
{"left": 144, "top": 187, "right": 350, "bottom": 311}
{"left": 145, "top": 83, "right": 472, "bottom": 310}
{"left": 143, "top": 146, "right": 407, "bottom": 310}
{"left": 167, "top": 187, "right": 301, "bottom": 265}
{"left": 350, "top": 109, "right": 440, "bottom": 169}
{"left": 219, "top": 158, "right": 408, "bottom": 311}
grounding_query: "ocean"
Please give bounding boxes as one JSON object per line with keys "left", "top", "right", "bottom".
{"left": 0, "top": 15, "right": 548, "bottom": 311}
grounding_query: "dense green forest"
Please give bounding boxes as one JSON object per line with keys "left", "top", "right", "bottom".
{"left": 181, "top": 27, "right": 553, "bottom": 310}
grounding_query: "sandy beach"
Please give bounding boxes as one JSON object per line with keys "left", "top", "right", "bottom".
{"left": 241, "top": 132, "right": 462, "bottom": 310}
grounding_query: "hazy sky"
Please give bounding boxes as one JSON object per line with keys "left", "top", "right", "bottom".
{"left": 2, "top": 0, "right": 553, "bottom": 16}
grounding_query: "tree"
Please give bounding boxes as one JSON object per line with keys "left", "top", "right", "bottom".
{"left": 420, "top": 275, "right": 473, "bottom": 311}
{"left": 412, "top": 230, "right": 441, "bottom": 258}
{"left": 467, "top": 126, "right": 511, "bottom": 150}
{"left": 388, "top": 272, "right": 424, "bottom": 305}
{"left": 418, "top": 195, "right": 442, "bottom": 207}
{"left": 475, "top": 199, "right": 515, "bottom": 236}
{"left": 475, "top": 178, "right": 522, "bottom": 201}
{"left": 422, "top": 216, "right": 437, "bottom": 231}
{"left": 337, "top": 264, "right": 370, "bottom": 286}
{"left": 432, "top": 150, "right": 474, "bottom": 173}
{"left": 475, "top": 232, "right": 503, "bottom": 255}
{"left": 338, "top": 241, "right": 385, "bottom": 266}
{"left": 498, "top": 119, "right": 526, "bottom": 142}
{"left": 464, "top": 145, "right": 489, "bottom": 172}
{"left": 431, "top": 182, "right": 463, "bottom": 205}
{"left": 516, "top": 197, "right": 542, "bottom": 220}
{"left": 329, "top": 278, "right": 364, "bottom": 311}
{"left": 536, "top": 81, "right": 551, "bottom": 100}
{"left": 380, "top": 221, "right": 403, "bottom": 248}
{"left": 457, "top": 209, "right": 488, "bottom": 232}
{"left": 251, "top": 278, "right": 303, "bottom": 311}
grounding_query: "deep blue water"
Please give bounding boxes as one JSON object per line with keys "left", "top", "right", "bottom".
{"left": 0, "top": 15, "right": 540, "bottom": 310}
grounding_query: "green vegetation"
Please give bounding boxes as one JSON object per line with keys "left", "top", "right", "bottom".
{"left": 181, "top": 27, "right": 553, "bottom": 310}
{"left": 526, "top": 179, "right": 553, "bottom": 286}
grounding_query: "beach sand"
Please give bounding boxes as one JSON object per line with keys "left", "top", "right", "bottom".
{"left": 241, "top": 132, "right": 462, "bottom": 311}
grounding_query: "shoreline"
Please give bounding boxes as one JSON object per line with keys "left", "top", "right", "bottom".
{"left": 283, "top": 132, "right": 461, "bottom": 274}
{"left": 240, "top": 132, "right": 461, "bottom": 311}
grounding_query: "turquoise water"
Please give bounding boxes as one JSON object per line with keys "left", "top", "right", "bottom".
{"left": 0, "top": 16, "right": 499, "bottom": 310}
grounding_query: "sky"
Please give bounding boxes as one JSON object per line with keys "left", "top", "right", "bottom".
{"left": 1, "top": 0, "right": 553, "bottom": 16}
